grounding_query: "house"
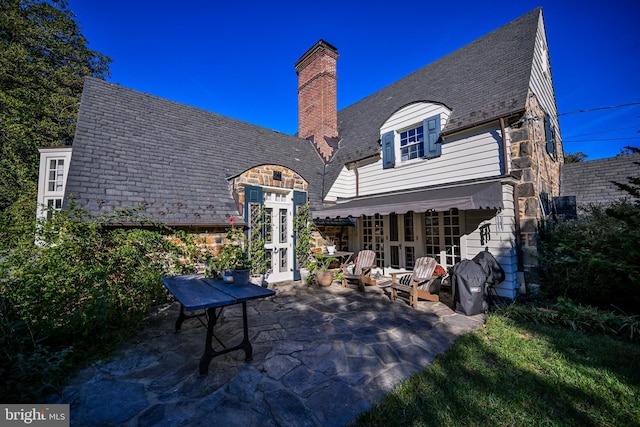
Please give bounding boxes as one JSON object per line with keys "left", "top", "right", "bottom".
{"left": 37, "top": 8, "right": 562, "bottom": 297}
{"left": 560, "top": 153, "right": 640, "bottom": 211}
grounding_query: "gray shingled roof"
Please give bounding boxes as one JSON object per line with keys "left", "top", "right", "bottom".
{"left": 65, "top": 77, "right": 325, "bottom": 226}
{"left": 561, "top": 153, "right": 640, "bottom": 206}
{"left": 326, "top": 8, "right": 542, "bottom": 188}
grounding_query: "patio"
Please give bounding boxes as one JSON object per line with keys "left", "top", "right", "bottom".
{"left": 53, "top": 280, "right": 484, "bottom": 426}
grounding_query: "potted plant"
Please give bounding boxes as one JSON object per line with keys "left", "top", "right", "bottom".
{"left": 309, "top": 254, "right": 338, "bottom": 287}
{"left": 215, "top": 219, "right": 251, "bottom": 285}
{"left": 294, "top": 201, "right": 315, "bottom": 284}
{"left": 324, "top": 237, "right": 336, "bottom": 255}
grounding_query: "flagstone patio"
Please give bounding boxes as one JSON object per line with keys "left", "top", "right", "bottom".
{"left": 52, "top": 280, "right": 483, "bottom": 426}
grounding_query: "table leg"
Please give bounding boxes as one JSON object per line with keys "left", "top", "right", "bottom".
{"left": 199, "top": 302, "right": 254, "bottom": 376}
{"left": 199, "top": 307, "right": 219, "bottom": 375}
{"left": 240, "top": 301, "right": 253, "bottom": 362}
{"left": 175, "top": 304, "right": 208, "bottom": 332}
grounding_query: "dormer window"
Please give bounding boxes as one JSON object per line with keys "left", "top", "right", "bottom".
{"left": 400, "top": 125, "right": 424, "bottom": 161}
{"left": 382, "top": 114, "right": 442, "bottom": 169}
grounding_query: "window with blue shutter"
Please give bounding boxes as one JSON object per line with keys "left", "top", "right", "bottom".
{"left": 544, "top": 113, "right": 557, "bottom": 160}
{"left": 423, "top": 115, "right": 442, "bottom": 159}
{"left": 381, "top": 131, "right": 395, "bottom": 169}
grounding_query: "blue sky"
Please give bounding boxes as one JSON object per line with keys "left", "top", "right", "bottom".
{"left": 69, "top": 0, "right": 640, "bottom": 160}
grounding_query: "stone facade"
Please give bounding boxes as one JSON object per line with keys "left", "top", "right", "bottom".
{"left": 168, "top": 165, "right": 311, "bottom": 273}
{"left": 231, "top": 164, "right": 309, "bottom": 206}
{"left": 509, "top": 92, "right": 563, "bottom": 274}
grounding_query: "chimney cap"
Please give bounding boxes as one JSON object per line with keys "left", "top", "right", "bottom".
{"left": 294, "top": 39, "right": 339, "bottom": 71}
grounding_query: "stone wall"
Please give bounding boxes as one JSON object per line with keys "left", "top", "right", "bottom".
{"left": 231, "top": 164, "right": 309, "bottom": 206}
{"left": 509, "top": 92, "right": 563, "bottom": 275}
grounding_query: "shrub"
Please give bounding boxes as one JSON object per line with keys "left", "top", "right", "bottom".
{"left": 498, "top": 297, "right": 640, "bottom": 341}
{"left": 0, "top": 203, "right": 193, "bottom": 401}
{"left": 538, "top": 201, "right": 640, "bottom": 313}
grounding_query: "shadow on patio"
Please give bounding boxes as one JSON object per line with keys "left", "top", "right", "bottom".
{"left": 55, "top": 281, "right": 483, "bottom": 426}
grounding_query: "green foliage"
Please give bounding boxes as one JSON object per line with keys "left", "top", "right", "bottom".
{"left": 293, "top": 201, "right": 315, "bottom": 270}
{"left": 0, "top": 0, "right": 111, "bottom": 248}
{"left": 209, "top": 223, "right": 250, "bottom": 275}
{"left": 0, "top": 203, "right": 192, "bottom": 402}
{"left": 498, "top": 297, "right": 640, "bottom": 341}
{"left": 538, "top": 201, "right": 640, "bottom": 312}
{"left": 248, "top": 205, "right": 269, "bottom": 276}
{"left": 563, "top": 151, "right": 588, "bottom": 163}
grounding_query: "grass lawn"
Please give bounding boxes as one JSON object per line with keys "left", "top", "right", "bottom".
{"left": 354, "top": 314, "right": 640, "bottom": 426}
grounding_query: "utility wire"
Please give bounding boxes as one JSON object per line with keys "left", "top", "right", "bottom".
{"left": 563, "top": 125, "right": 639, "bottom": 139}
{"left": 562, "top": 137, "right": 640, "bottom": 142}
{"left": 558, "top": 102, "right": 640, "bottom": 116}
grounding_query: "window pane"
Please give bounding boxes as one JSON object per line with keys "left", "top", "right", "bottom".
{"left": 389, "top": 213, "right": 398, "bottom": 241}
{"left": 404, "top": 212, "right": 414, "bottom": 242}
{"left": 279, "top": 209, "right": 287, "bottom": 243}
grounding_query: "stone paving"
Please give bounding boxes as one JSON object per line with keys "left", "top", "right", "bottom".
{"left": 52, "top": 280, "right": 484, "bottom": 426}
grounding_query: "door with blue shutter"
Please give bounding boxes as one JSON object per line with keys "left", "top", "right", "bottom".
{"left": 423, "top": 115, "right": 442, "bottom": 158}
{"left": 381, "top": 131, "right": 395, "bottom": 169}
{"left": 292, "top": 190, "right": 307, "bottom": 280}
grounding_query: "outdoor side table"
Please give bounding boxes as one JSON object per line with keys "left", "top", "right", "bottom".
{"left": 161, "top": 274, "right": 275, "bottom": 375}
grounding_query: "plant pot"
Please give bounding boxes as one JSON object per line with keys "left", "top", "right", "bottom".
{"left": 250, "top": 274, "right": 266, "bottom": 287}
{"left": 326, "top": 245, "right": 336, "bottom": 255}
{"left": 299, "top": 267, "right": 310, "bottom": 285}
{"left": 232, "top": 269, "right": 250, "bottom": 285}
{"left": 222, "top": 271, "right": 234, "bottom": 284}
{"left": 316, "top": 271, "right": 333, "bottom": 287}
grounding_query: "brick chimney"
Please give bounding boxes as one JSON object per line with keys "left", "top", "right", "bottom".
{"left": 295, "top": 40, "right": 339, "bottom": 163}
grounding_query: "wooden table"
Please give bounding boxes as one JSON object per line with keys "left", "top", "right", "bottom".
{"left": 162, "top": 274, "right": 275, "bottom": 375}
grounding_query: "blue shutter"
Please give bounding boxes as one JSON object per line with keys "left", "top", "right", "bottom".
{"left": 381, "top": 131, "right": 395, "bottom": 169}
{"left": 423, "top": 115, "right": 442, "bottom": 158}
{"left": 544, "top": 113, "right": 556, "bottom": 160}
{"left": 292, "top": 190, "right": 308, "bottom": 280}
{"left": 244, "top": 185, "right": 263, "bottom": 223}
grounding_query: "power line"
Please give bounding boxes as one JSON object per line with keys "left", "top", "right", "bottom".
{"left": 563, "top": 125, "right": 639, "bottom": 139}
{"left": 562, "top": 136, "right": 640, "bottom": 143}
{"left": 558, "top": 102, "right": 640, "bottom": 116}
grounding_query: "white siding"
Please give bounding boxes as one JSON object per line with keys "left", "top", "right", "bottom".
{"left": 464, "top": 184, "right": 519, "bottom": 298}
{"left": 358, "top": 123, "right": 503, "bottom": 196}
{"left": 324, "top": 165, "right": 356, "bottom": 202}
{"left": 529, "top": 12, "right": 561, "bottom": 150}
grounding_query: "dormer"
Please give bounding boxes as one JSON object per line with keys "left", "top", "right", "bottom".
{"left": 379, "top": 102, "right": 451, "bottom": 169}
{"left": 36, "top": 146, "right": 72, "bottom": 220}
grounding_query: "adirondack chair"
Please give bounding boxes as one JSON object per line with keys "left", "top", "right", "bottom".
{"left": 390, "top": 257, "right": 440, "bottom": 308}
{"left": 341, "top": 250, "right": 376, "bottom": 291}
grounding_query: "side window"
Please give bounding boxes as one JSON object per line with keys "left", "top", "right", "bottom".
{"left": 544, "top": 113, "right": 557, "bottom": 160}
{"left": 47, "top": 159, "right": 65, "bottom": 192}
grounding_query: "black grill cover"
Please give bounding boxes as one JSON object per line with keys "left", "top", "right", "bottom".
{"left": 451, "top": 259, "right": 488, "bottom": 315}
{"left": 452, "top": 249, "right": 506, "bottom": 315}
{"left": 472, "top": 249, "right": 505, "bottom": 286}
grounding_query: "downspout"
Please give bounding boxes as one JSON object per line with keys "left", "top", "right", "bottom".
{"left": 354, "top": 161, "right": 359, "bottom": 197}
{"left": 501, "top": 117, "right": 524, "bottom": 272}
{"left": 499, "top": 118, "right": 509, "bottom": 175}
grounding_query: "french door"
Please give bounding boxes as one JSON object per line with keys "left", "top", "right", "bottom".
{"left": 388, "top": 212, "right": 417, "bottom": 269}
{"left": 263, "top": 191, "right": 293, "bottom": 282}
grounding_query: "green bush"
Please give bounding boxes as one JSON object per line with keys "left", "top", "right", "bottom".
{"left": 498, "top": 297, "right": 640, "bottom": 341}
{"left": 538, "top": 201, "right": 640, "bottom": 313}
{"left": 0, "top": 204, "right": 193, "bottom": 401}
